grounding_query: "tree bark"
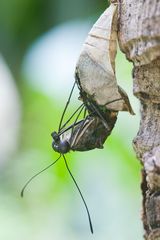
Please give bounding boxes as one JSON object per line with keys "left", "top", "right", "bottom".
{"left": 118, "top": 1, "right": 160, "bottom": 239}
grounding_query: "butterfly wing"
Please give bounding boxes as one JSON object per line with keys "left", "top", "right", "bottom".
{"left": 69, "top": 111, "right": 118, "bottom": 151}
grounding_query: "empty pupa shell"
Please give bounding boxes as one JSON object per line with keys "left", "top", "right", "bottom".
{"left": 75, "top": 3, "right": 134, "bottom": 115}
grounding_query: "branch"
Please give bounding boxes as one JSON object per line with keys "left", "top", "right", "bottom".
{"left": 118, "top": 1, "right": 160, "bottom": 239}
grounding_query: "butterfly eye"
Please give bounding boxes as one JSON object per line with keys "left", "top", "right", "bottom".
{"left": 59, "top": 140, "right": 70, "bottom": 154}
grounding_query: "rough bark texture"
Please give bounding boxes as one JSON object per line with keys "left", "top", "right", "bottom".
{"left": 118, "top": 1, "right": 160, "bottom": 239}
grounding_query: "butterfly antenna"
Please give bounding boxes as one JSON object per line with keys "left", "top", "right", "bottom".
{"left": 58, "top": 120, "right": 83, "bottom": 137}
{"left": 63, "top": 155, "right": 93, "bottom": 234}
{"left": 72, "top": 114, "right": 89, "bottom": 142}
{"left": 21, "top": 154, "right": 61, "bottom": 197}
{"left": 58, "top": 104, "right": 85, "bottom": 140}
{"left": 60, "top": 103, "right": 84, "bottom": 132}
{"left": 71, "top": 105, "right": 85, "bottom": 138}
{"left": 58, "top": 81, "right": 76, "bottom": 132}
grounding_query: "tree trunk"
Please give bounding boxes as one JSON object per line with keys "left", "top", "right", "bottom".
{"left": 118, "top": 0, "right": 160, "bottom": 239}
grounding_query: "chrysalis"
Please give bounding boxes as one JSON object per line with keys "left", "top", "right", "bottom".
{"left": 75, "top": 2, "right": 134, "bottom": 114}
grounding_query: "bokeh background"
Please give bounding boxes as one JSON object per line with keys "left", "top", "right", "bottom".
{"left": 0, "top": 0, "right": 142, "bottom": 239}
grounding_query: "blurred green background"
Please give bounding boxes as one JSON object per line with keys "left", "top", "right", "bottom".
{"left": 0, "top": 0, "right": 142, "bottom": 239}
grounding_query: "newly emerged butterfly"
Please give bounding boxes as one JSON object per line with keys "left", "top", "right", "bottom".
{"left": 50, "top": 82, "right": 119, "bottom": 234}
{"left": 52, "top": 105, "right": 118, "bottom": 152}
